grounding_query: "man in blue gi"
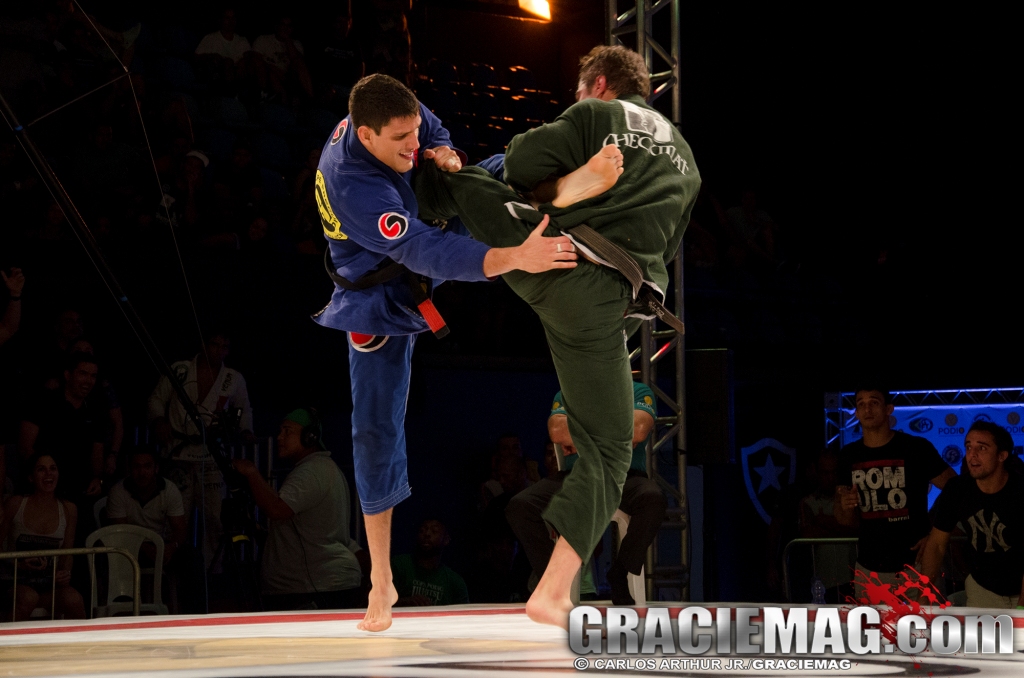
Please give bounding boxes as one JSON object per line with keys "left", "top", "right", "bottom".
{"left": 313, "top": 74, "right": 578, "bottom": 631}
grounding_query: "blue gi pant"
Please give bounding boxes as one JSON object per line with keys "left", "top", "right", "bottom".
{"left": 348, "top": 332, "right": 416, "bottom": 515}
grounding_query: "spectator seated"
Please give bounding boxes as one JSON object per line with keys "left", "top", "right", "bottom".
{"left": 393, "top": 519, "right": 469, "bottom": 607}
{"left": 1, "top": 453, "right": 86, "bottom": 621}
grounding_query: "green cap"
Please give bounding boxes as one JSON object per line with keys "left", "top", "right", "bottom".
{"left": 284, "top": 408, "right": 326, "bottom": 450}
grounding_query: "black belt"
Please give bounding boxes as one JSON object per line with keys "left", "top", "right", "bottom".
{"left": 565, "top": 224, "right": 685, "bottom": 335}
{"left": 324, "top": 250, "right": 450, "bottom": 339}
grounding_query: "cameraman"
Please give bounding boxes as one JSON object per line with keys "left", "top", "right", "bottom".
{"left": 232, "top": 409, "right": 367, "bottom": 611}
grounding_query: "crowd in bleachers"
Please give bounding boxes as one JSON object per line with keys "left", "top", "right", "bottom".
{"left": 3, "top": 1, "right": 973, "bottom": 622}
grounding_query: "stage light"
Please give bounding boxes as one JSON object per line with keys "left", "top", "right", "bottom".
{"left": 519, "top": 0, "right": 551, "bottom": 21}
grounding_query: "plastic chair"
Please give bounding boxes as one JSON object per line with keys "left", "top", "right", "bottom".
{"left": 86, "top": 524, "right": 168, "bottom": 617}
{"left": 93, "top": 495, "right": 107, "bottom": 529}
{"left": 610, "top": 509, "right": 646, "bottom": 606}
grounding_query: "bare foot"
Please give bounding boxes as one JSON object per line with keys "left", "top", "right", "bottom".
{"left": 525, "top": 582, "right": 574, "bottom": 630}
{"left": 552, "top": 144, "right": 624, "bottom": 208}
{"left": 357, "top": 582, "right": 398, "bottom": 632}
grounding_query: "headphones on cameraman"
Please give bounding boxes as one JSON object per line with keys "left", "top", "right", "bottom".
{"left": 300, "top": 407, "right": 323, "bottom": 449}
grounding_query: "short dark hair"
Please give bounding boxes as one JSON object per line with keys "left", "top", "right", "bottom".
{"left": 66, "top": 351, "right": 98, "bottom": 374}
{"left": 968, "top": 421, "right": 1014, "bottom": 454}
{"left": 853, "top": 386, "right": 892, "bottom": 405}
{"left": 128, "top": 446, "right": 158, "bottom": 463}
{"left": 348, "top": 74, "right": 419, "bottom": 134}
{"left": 578, "top": 45, "right": 651, "bottom": 99}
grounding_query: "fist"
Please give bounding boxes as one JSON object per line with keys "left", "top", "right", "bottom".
{"left": 424, "top": 146, "right": 462, "bottom": 173}
{"left": 2, "top": 268, "right": 25, "bottom": 296}
{"left": 836, "top": 486, "right": 860, "bottom": 510}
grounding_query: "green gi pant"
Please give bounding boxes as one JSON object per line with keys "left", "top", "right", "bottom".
{"left": 417, "top": 164, "right": 637, "bottom": 562}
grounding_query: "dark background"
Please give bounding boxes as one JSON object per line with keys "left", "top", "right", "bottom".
{"left": 1, "top": 0, "right": 1017, "bottom": 603}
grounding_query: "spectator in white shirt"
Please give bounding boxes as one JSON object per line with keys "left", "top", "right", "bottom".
{"left": 195, "top": 8, "right": 260, "bottom": 94}
{"left": 195, "top": 8, "right": 251, "bottom": 63}
{"left": 107, "top": 448, "right": 187, "bottom": 566}
{"left": 252, "top": 14, "right": 312, "bottom": 102}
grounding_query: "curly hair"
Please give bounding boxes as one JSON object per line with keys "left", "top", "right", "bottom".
{"left": 578, "top": 45, "right": 651, "bottom": 99}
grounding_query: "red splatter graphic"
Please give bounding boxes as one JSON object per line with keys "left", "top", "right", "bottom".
{"left": 846, "top": 566, "right": 953, "bottom": 646}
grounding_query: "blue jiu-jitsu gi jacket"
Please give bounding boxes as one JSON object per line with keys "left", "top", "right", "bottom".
{"left": 312, "top": 103, "right": 490, "bottom": 336}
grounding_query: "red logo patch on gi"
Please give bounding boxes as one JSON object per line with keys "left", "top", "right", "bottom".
{"left": 349, "top": 332, "right": 389, "bottom": 353}
{"left": 330, "top": 119, "right": 348, "bottom": 145}
{"left": 378, "top": 212, "right": 409, "bottom": 240}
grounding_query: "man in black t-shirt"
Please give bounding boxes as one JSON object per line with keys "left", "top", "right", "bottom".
{"left": 18, "top": 352, "right": 105, "bottom": 502}
{"left": 836, "top": 388, "right": 955, "bottom": 597}
{"left": 923, "top": 422, "right": 1024, "bottom": 608}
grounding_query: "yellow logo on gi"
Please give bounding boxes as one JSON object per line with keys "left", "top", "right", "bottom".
{"left": 315, "top": 169, "right": 347, "bottom": 240}
{"left": 644, "top": 396, "right": 653, "bottom": 406}
{"left": 552, "top": 401, "right": 560, "bottom": 411}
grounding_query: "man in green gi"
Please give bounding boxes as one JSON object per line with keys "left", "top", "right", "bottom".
{"left": 419, "top": 45, "right": 700, "bottom": 627}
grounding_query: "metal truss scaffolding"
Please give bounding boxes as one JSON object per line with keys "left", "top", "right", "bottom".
{"left": 608, "top": 0, "right": 688, "bottom": 601}
{"left": 606, "top": 0, "right": 682, "bottom": 124}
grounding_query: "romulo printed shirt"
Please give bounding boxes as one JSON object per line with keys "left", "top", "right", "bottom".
{"left": 932, "top": 472, "right": 1024, "bottom": 596}
{"left": 313, "top": 103, "right": 491, "bottom": 336}
{"left": 839, "top": 431, "right": 950, "bottom": 572}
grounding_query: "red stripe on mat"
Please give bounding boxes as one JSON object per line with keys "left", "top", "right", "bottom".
{"left": 0, "top": 607, "right": 527, "bottom": 637}
{"left": 600, "top": 607, "right": 1024, "bottom": 628}
{"left": 4, "top": 606, "right": 1021, "bottom": 638}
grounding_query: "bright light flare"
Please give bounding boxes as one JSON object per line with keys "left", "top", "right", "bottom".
{"left": 519, "top": 0, "right": 551, "bottom": 21}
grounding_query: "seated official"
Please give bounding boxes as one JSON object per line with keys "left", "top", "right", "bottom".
{"left": 922, "top": 422, "right": 1024, "bottom": 608}
{"left": 232, "top": 409, "right": 367, "bottom": 610}
{"left": 392, "top": 519, "right": 469, "bottom": 606}
{"left": 506, "top": 381, "right": 665, "bottom": 605}
{"left": 1, "top": 453, "right": 85, "bottom": 620}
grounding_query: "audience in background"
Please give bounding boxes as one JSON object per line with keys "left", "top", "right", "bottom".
{"left": 0, "top": 1, "right": 967, "bottom": 620}
{"left": 106, "top": 448, "right": 187, "bottom": 565}
{"left": 148, "top": 331, "right": 253, "bottom": 569}
{"left": 392, "top": 518, "right": 469, "bottom": 606}
{"left": 797, "top": 450, "right": 856, "bottom": 603}
{"left": 836, "top": 387, "right": 955, "bottom": 599}
{"left": 19, "top": 353, "right": 105, "bottom": 514}
{"left": 0, "top": 268, "right": 24, "bottom": 349}
{"left": 0, "top": 269, "right": 25, "bottom": 498}
{"left": 233, "top": 409, "right": 367, "bottom": 611}
{"left": 195, "top": 8, "right": 251, "bottom": 64}
{"left": 253, "top": 13, "right": 312, "bottom": 103}
{"left": 1, "top": 453, "right": 85, "bottom": 621}
{"left": 923, "top": 422, "right": 1024, "bottom": 608}
{"left": 506, "top": 382, "right": 663, "bottom": 605}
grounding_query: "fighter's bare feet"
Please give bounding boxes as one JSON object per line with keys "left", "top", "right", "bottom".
{"left": 552, "top": 144, "right": 624, "bottom": 208}
{"left": 357, "top": 582, "right": 399, "bottom": 632}
{"left": 525, "top": 583, "right": 574, "bottom": 630}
